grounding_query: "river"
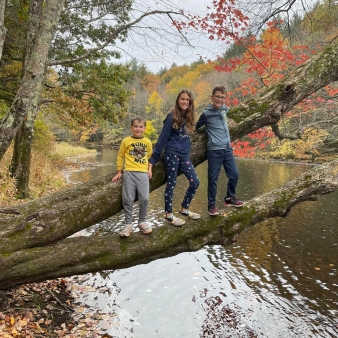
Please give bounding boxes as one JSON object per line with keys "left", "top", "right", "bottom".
{"left": 65, "top": 146, "right": 338, "bottom": 337}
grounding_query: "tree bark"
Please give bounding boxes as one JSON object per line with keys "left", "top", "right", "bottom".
{"left": 0, "top": 157, "right": 337, "bottom": 289}
{"left": 8, "top": 0, "right": 48, "bottom": 198}
{"left": 0, "top": 0, "right": 6, "bottom": 62}
{"left": 9, "top": 121, "right": 33, "bottom": 198}
{"left": 0, "top": 0, "right": 65, "bottom": 160}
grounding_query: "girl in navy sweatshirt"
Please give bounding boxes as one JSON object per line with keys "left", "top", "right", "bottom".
{"left": 148, "top": 89, "right": 200, "bottom": 226}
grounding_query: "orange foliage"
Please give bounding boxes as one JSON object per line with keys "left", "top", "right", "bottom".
{"left": 215, "top": 21, "right": 310, "bottom": 86}
{"left": 141, "top": 74, "right": 160, "bottom": 93}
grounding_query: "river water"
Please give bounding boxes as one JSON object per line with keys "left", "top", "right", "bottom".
{"left": 65, "top": 146, "right": 338, "bottom": 337}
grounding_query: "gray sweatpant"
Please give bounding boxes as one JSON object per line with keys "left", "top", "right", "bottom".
{"left": 122, "top": 171, "right": 149, "bottom": 224}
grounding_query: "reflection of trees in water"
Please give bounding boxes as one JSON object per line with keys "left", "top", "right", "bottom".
{"left": 200, "top": 295, "right": 257, "bottom": 337}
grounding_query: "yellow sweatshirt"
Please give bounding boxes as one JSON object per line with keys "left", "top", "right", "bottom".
{"left": 116, "top": 136, "right": 153, "bottom": 172}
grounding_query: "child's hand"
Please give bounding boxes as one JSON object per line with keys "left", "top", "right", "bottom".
{"left": 112, "top": 172, "right": 122, "bottom": 182}
{"left": 148, "top": 164, "right": 152, "bottom": 179}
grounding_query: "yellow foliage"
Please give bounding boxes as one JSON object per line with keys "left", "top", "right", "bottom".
{"left": 144, "top": 120, "right": 158, "bottom": 143}
{"left": 145, "top": 91, "right": 165, "bottom": 119}
{"left": 160, "top": 65, "right": 190, "bottom": 84}
{"left": 147, "top": 91, "right": 164, "bottom": 110}
{"left": 269, "top": 139, "right": 296, "bottom": 159}
{"left": 266, "top": 127, "right": 329, "bottom": 161}
{"left": 0, "top": 100, "right": 9, "bottom": 118}
{"left": 303, "top": 127, "right": 329, "bottom": 148}
{"left": 0, "top": 142, "right": 98, "bottom": 206}
{"left": 260, "top": 27, "right": 286, "bottom": 48}
{"left": 0, "top": 147, "right": 17, "bottom": 206}
{"left": 54, "top": 142, "right": 96, "bottom": 157}
{"left": 0, "top": 61, "right": 22, "bottom": 78}
{"left": 301, "top": 0, "right": 338, "bottom": 38}
{"left": 166, "top": 62, "right": 215, "bottom": 97}
{"left": 193, "top": 62, "right": 216, "bottom": 74}
{"left": 194, "top": 81, "right": 212, "bottom": 113}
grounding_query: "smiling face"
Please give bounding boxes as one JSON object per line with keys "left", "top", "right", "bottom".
{"left": 177, "top": 92, "right": 191, "bottom": 113}
{"left": 130, "top": 120, "right": 146, "bottom": 138}
{"left": 211, "top": 90, "right": 226, "bottom": 109}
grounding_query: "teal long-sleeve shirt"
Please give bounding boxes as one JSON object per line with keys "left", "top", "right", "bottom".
{"left": 196, "top": 104, "right": 231, "bottom": 150}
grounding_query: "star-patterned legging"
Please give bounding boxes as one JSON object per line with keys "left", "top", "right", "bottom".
{"left": 164, "top": 153, "right": 200, "bottom": 213}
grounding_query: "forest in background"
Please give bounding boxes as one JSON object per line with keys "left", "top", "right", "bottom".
{"left": 19, "top": 1, "right": 338, "bottom": 160}
{"left": 0, "top": 0, "right": 338, "bottom": 202}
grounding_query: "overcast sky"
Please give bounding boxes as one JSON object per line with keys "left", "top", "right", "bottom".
{"left": 114, "top": 0, "right": 225, "bottom": 73}
{"left": 115, "top": 0, "right": 317, "bottom": 73}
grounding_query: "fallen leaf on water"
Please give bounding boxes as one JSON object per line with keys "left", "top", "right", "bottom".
{"left": 314, "top": 267, "right": 321, "bottom": 270}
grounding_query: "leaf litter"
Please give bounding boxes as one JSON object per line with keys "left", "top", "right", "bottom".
{"left": 0, "top": 275, "right": 133, "bottom": 338}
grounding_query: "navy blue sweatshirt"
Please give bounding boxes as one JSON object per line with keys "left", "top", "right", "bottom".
{"left": 149, "top": 112, "right": 191, "bottom": 165}
{"left": 196, "top": 103, "right": 231, "bottom": 150}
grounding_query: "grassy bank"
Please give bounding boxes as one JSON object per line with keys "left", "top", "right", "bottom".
{"left": 0, "top": 142, "right": 96, "bottom": 207}
{"left": 0, "top": 142, "right": 100, "bottom": 337}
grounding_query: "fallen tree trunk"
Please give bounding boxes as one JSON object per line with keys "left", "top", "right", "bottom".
{"left": 1, "top": 159, "right": 337, "bottom": 289}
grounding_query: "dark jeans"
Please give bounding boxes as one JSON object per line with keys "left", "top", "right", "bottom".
{"left": 164, "top": 153, "right": 200, "bottom": 213}
{"left": 207, "top": 148, "right": 239, "bottom": 207}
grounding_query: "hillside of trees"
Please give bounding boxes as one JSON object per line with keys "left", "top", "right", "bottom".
{"left": 41, "top": 2, "right": 338, "bottom": 164}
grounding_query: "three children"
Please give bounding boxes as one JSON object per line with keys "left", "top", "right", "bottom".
{"left": 112, "top": 86, "right": 244, "bottom": 237}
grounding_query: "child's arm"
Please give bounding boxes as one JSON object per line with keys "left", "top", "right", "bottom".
{"left": 148, "top": 163, "right": 152, "bottom": 179}
{"left": 112, "top": 170, "right": 123, "bottom": 182}
{"left": 149, "top": 113, "right": 172, "bottom": 164}
{"left": 196, "top": 112, "right": 206, "bottom": 130}
{"left": 146, "top": 138, "right": 153, "bottom": 179}
{"left": 112, "top": 140, "right": 125, "bottom": 182}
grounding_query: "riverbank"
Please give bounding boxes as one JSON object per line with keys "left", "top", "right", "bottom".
{"left": 0, "top": 143, "right": 106, "bottom": 338}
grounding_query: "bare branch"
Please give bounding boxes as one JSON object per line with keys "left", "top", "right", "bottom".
{"left": 47, "top": 10, "right": 186, "bottom": 67}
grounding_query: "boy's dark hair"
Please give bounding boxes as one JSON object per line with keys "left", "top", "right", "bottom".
{"left": 212, "top": 85, "right": 227, "bottom": 96}
{"left": 131, "top": 116, "right": 146, "bottom": 126}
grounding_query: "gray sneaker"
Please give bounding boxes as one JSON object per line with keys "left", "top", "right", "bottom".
{"left": 119, "top": 225, "right": 133, "bottom": 237}
{"left": 208, "top": 205, "right": 219, "bottom": 216}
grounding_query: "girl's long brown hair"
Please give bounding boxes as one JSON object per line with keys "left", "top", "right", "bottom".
{"left": 172, "top": 89, "right": 196, "bottom": 134}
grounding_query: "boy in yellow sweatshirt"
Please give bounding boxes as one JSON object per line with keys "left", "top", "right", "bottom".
{"left": 112, "top": 116, "right": 153, "bottom": 237}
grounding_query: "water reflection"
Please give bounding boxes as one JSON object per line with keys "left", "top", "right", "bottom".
{"left": 67, "top": 148, "right": 338, "bottom": 337}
